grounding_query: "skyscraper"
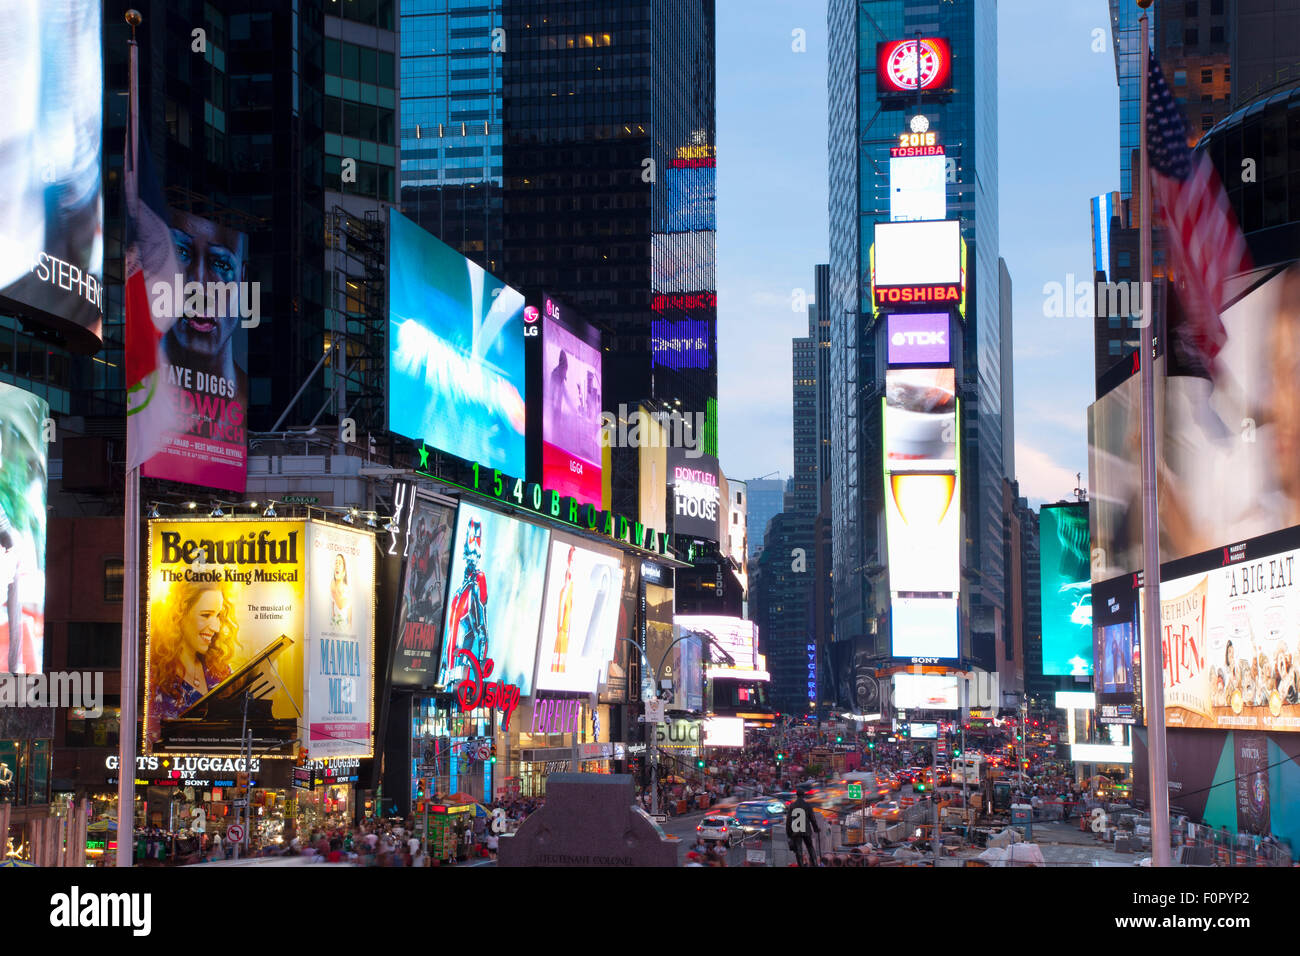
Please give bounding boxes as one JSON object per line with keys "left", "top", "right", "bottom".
{"left": 826, "top": 0, "right": 1002, "bottom": 707}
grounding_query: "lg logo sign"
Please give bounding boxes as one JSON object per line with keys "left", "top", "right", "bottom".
{"left": 891, "top": 330, "right": 945, "bottom": 346}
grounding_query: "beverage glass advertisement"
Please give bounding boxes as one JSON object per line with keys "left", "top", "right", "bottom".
{"left": 306, "top": 522, "right": 375, "bottom": 759}
{"left": 886, "top": 313, "right": 950, "bottom": 365}
{"left": 542, "top": 313, "right": 603, "bottom": 506}
{"left": 391, "top": 498, "right": 457, "bottom": 687}
{"left": 144, "top": 520, "right": 306, "bottom": 754}
{"left": 884, "top": 471, "right": 960, "bottom": 594}
{"left": 138, "top": 210, "right": 250, "bottom": 492}
{"left": 535, "top": 536, "right": 625, "bottom": 694}
{"left": 388, "top": 209, "right": 527, "bottom": 475}
{"left": 437, "top": 504, "right": 550, "bottom": 695}
{"left": 1040, "top": 503, "right": 1093, "bottom": 676}
{"left": 890, "top": 597, "right": 958, "bottom": 660}
{"left": 0, "top": 382, "right": 49, "bottom": 675}
{"left": 0, "top": 0, "right": 103, "bottom": 350}
{"left": 884, "top": 368, "right": 956, "bottom": 469}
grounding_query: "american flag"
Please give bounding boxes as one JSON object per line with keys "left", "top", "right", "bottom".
{"left": 1146, "top": 51, "right": 1251, "bottom": 379}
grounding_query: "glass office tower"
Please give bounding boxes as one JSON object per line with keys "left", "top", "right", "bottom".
{"left": 827, "top": 0, "right": 1002, "bottom": 708}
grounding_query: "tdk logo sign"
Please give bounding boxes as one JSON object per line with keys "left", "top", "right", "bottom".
{"left": 891, "top": 330, "right": 945, "bottom": 346}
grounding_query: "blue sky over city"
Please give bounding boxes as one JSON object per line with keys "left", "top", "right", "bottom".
{"left": 716, "top": 0, "right": 1119, "bottom": 507}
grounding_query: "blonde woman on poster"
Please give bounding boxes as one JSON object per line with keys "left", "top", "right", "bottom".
{"left": 330, "top": 553, "right": 353, "bottom": 629}
{"left": 147, "top": 579, "right": 240, "bottom": 745}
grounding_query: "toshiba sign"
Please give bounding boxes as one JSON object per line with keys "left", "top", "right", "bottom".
{"left": 887, "top": 313, "right": 950, "bottom": 364}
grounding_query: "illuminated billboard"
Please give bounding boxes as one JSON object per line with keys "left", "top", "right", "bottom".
{"left": 885, "top": 369, "right": 956, "bottom": 470}
{"left": 1089, "top": 263, "right": 1300, "bottom": 581}
{"left": 305, "top": 522, "right": 375, "bottom": 759}
{"left": 0, "top": 382, "right": 49, "bottom": 675}
{"left": 887, "top": 313, "right": 950, "bottom": 364}
{"left": 437, "top": 504, "right": 550, "bottom": 696}
{"left": 876, "top": 38, "right": 953, "bottom": 96}
{"left": 891, "top": 597, "right": 959, "bottom": 660}
{"left": 892, "top": 672, "right": 959, "bottom": 711}
{"left": 884, "top": 471, "right": 960, "bottom": 594}
{"left": 534, "top": 536, "right": 625, "bottom": 694}
{"left": 540, "top": 294, "right": 602, "bottom": 507}
{"left": 388, "top": 209, "right": 526, "bottom": 474}
{"left": 669, "top": 448, "right": 721, "bottom": 541}
{"left": 675, "top": 615, "right": 767, "bottom": 680}
{"left": 390, "top": 497, "right": 456, "bottom": 688}
{"left": 889, "top": 155, "right": 946, "bottom": 222}
{"left": 1139, "top": 541, "right": 1300, "bottom": 732}
{"left": 874, "top": 221, "right": 962, "bottom": 286}
{"left": 145, "top": 520, "right": 307, "bottom": 755}
{"left": 0, "top": 0, "right": 103, "bottom": 352}
{"left": 1040, "top": 503, "right": 1093, "bottom": 677}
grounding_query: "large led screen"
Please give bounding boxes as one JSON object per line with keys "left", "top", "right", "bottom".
{"left": 542, "top": 300, "right": 602, "bottom": 507}
{"left": 675, "top": 615, "right": 765, "bottom": 679}
{"left": 391, "top": 498, "right": 456, "bottom": 687}
{"left": 891, "top": 597, "right": 959, "bottom": 660}
{"left": 535, "top": 536, "right": 625, "bottom": 694}
{"left": 0, "top": 0, "right": 103, "bottom": 351}
{"left": 887, "top": 313, "right": 950, "bottom": 365}
{"left": 388, "top": 209, "right": 526, "bottom": 474}
{"left": 1040, "top": 503, "right": 1093, "bottom": 676}
{"left": 885, "top": 368, "right": 956, "bottom": 470}
{"left": 892, "top": 672, "right": 959, "bottom": 711}
{"left": 0, "top": 383, "right": 48, "bottom": 675}
{"left": 873, "top": 220, "right": 962, "bottom": 287}
{"left": 1090, "top": 263, "right": 1300, "bottom": 581}
{"left": 145, "top": 520, "right": 306, "bottom": 755}
{"left": 436, "top": 504, "right": 550, "bottom": 695}
{"left": 1139, "top": 542, "right": 1300, "bottom": 732}
{"left": 305, "top": 522, "right": 375, "bottom": 759}
{"left": 889, "top": 155, "right": 946, "bottom": 222}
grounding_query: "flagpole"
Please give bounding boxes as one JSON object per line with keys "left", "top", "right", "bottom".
{"left": 116, "top": 8, "right": 143, "bottom": 868}
{"left": 1137, "top": 0, "right": 1171, "bottom": 867}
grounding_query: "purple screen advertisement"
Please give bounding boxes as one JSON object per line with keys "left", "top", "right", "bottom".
{"left": 887, "top": 313, "right": 949, "bottom": 364}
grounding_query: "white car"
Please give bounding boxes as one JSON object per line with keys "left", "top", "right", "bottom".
{"left": 697, "top": 815, "right": 742, "bottom": 845}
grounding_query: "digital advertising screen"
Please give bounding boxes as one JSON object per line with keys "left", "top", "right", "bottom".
{"left": 534, "top": 536, "right": 625, "bottom": 694}
{"left": 873, "top": 220, "right": 962, "bottom": 287}
{"left": 891, "top": 597, "right": 959, "bottom": 660}
{"left": 885, "top": 368, "right": 956, "bottom": 470}
{"left": 541, "top": 296, "right": 602, "bottom": 507}
{"left": 391, "top": 498, "right": 456, "bottom": 687}
{"left": 675, "top": 615, "right": 764, "bottom": 679}
{"left": 0, "top": 0, "right": 103, "bottom": 352}
{"left": 436, "top": 504, "right": 550, "bottom": 696}
{"left": 669, "top": 448, "right": 721, "bottom": 540}
{"left": 305, "top": 522, "right": 375, "bottom": 759}
{"left": 887, "top": 313, "right": 950, "bottom": 365}
{"left": 1040, "top": 503, "right": 1093, "bottom": 677}
{"left": 136, "top": 209, "right": 250, "bottom": 493}
{"left": 144, "top": 520, "right": 306, "bottom": 755}
{"left": 876, "top": 38, "right": 953, "bottom": 96}
{"left": 388, "top": 209, "right": 526, "bottom": 474}
{"left": 1139, "top": 541, "right": 1300, "bottom": 732}
{"left": 892, "top": 673, "right": 959, "bottom": 711}
{"left": 889, "top": 154, "right": 947, "bottom": 222}
{"left": 0, "top": 382, "right": 49, "bottom": 675}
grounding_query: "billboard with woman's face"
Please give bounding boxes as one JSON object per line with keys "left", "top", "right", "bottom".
{"left": 145, "top": 520, "right": 306, "bottom": 755}
{"left": 0, "top": 382, "right": 49, "bottom": 675}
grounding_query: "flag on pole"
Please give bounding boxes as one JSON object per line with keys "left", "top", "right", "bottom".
{"left": 1146, "top": 51, "right": 1251, "bottom": 381}
{"left": 124, "top": 71, "right": 180, "bottom": 472}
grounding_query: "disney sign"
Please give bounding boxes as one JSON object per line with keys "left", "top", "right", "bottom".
{"left": 454, "top": 648, "right": 521, "bottom": 731}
